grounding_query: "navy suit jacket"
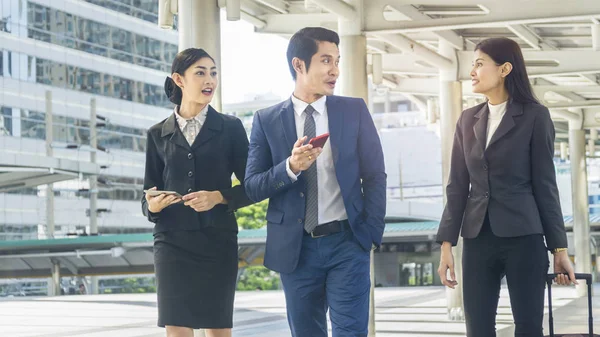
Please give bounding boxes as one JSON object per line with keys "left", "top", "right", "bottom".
{"left": 244, "top": 96, "right": 387, "bottom": 273}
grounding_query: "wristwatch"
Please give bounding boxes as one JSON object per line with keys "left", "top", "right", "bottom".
{"left": 552, "top": 248, "right": 568, "bottom": 254}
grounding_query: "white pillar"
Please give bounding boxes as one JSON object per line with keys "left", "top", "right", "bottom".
{"left": 337, "top": 0, "right": 367, "bottom": 103}
{"left": 569, "top": 122, "right": 592, "bottom": 297}
{"left": 178, "top": 0, "right": 222, "bottom": 111}
{"left": 589, "top": 128, "right": 597, "bottom": 156}
{"left": 337, "top": 1, "right": 375, "bottom": 335}
{"left": 592, "top": 24, "right": 600, "bottom": 52}
{"left": 89, "top": 98, "right": 99, "bottom": 294}
{"left": 426, "top": 97, "right": 438, "bottom": 124}
{"left": 90, "top": 98, "right": 98, "bottom": 236}
{"left": 383, "top": 91, "right": 391, "bottom": 114}
{"left": 439, "top": 40, "right": 464, "bottom": 320}
{"left": 560, "top": 142, "right": 568, "bottom": 160}
{"left": 45, "top": 90, "right": 55, "bottom": 239}
{"left": 50, "top": 259, "right": 61, "bottom": 296}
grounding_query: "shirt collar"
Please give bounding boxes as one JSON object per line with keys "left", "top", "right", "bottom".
{"left": 291, "top": 94, "right": 327, "bottom": 117}
{"left": 174, "top": 105, "right": 209, "bottom": 129}
{"left": 487, "top": 100, "right": 508, "bottom": 119}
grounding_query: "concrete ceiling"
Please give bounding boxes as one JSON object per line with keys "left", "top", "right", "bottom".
{"left": 223, "top": 0, "right": 600, "bottom": 142}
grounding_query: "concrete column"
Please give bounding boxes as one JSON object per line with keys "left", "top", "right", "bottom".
{"left": 337, "top": 0, "right": 367, "bottom": 103}
{"left": 89, "top": 98, "right": 99, "bottom": 294}
{"left": 90, "top": 98, "right": 98, "bottom": 236}
{"left": 45, "top": 90, "right": 55, "bottom": 239}
{"left": 426, "top": 97, "right": 438, "bottom": 124}
{"left": 337, "top": 1, "right": 375, "bottom": 335}
{"left": 384, "top": 90, "right": 391, "bottom": 114}
{"left": 438, "top": 40, "right": 464, "bottom": 320}
{"left": 90, "top": 277, "right": 99, "bottom": 295}
{"left": 592, "top": 24, "right": 600, "bottom": 52}
{"left": 569, "top": 122, "right": 592, "bottom": 297}
{"left": 560, "top": 141, "right": 568, "bottom": 161}
{"left": 178, "top": 0, "right": 222, "bottom": 111}
{"left": 589, "top": 128, "right": 597, "bottom": 156}
{"left": 50, "top": 259, "right": 61, "bottom": 296}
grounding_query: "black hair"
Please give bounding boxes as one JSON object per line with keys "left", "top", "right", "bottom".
{"left": 286, "top": 27, "right": 340, "bottom": 81}
{"left": 164, "top": 48, "right": 215, "bottom": 105}
{"left": 475, "top": 38, "right": 539, "bottom": 104}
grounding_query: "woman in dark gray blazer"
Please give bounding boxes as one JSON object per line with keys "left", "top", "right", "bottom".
{"left": 436, "top": 38, "right": 576, "bottom": 336}
{"left": 142, "top": 48, "right": 253, "bottom": 337}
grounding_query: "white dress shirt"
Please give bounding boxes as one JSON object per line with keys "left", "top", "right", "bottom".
{"left": 285, "top": 95, "right": 348, "bottom": 224}
{"left": 174, "top": 105, "right": 209, "bottom": 145}
{"left": 486, "top": 100, "right": 508, "bottom": 148}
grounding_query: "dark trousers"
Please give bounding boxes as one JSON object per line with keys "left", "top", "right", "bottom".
{"left": 463, "top": 215, "right": 549, "bottom": 337}
{"left": 279, "top": 228, "right": 371, "bottom": 337}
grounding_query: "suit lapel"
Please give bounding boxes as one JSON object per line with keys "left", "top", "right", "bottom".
{"left": 472, "top": 104, "right": 488, "bottom": 154}
{"left": 486, "top": 101, "right": 523, "bottom": 150}
{"left": 279, "top": 98, "right": 297, "bottom": 151}
{"left": 326, "top": 96, "right": 343, "bottom": 165}
{"left": 161, "top": 113, "right": 190, "bottom": 150}
{"left": 192, "top": 105, "right": 222, "bottom": 150}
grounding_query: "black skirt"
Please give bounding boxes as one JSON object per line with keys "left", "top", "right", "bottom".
{"left": 153, "top": 228, "right": 238, "bottom": 329}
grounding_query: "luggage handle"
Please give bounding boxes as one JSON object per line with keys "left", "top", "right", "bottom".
{"left": 546, "top": 273, "right": 593, "bottom": 337}
{"left": 546, "top": 273, "right": 592, "bottom": 284}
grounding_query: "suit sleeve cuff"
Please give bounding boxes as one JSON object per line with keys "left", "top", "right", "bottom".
{"left": 147, "top": 210, "right": 160, "bottom": 223}
{"left": 286, "top": 157, "right": 300, "bottom": 182}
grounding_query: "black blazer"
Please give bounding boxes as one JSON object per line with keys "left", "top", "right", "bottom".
{"left": 141, "top": 105, "right": 253, "bottom": 233}
{"left": 436, "top": 101, "right": 568, "bottom": 251}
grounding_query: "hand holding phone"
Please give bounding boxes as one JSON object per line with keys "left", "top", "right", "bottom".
{"left": 289, "top": 136, "right": 323, "bottom": 174}
{"left": 309, "top": 133, "right": 329, "bottom": 149}
{"left": 144, "top": 189, "right": 183, "bottom": 198}
{"left": 144, "top": 187, "right": 182, "bottom": 213}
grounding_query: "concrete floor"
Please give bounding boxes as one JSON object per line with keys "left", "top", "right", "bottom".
{"left": 0, "top": 285, "right": 594, "bottom": 337}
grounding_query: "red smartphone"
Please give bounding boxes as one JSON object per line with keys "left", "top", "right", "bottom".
{"left": 309, "top": 133, "right": 330, "bottom": 149}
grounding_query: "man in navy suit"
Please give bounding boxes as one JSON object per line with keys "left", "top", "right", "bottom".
{"left": 244, "top": 27, "right": 386, "bottom": 337}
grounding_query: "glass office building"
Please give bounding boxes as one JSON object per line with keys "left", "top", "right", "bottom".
{"left": 0, "top": 0, "right": 176, "bottom": 240}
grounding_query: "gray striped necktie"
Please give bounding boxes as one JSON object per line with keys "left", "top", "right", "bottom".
{"left": 303, "top": 105, "right": 319, "bottom": 233}
{"left": 184, "top": 118, "right": 200, "bottom": 146}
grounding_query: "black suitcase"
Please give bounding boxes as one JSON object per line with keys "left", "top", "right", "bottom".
{"left": 545, "top": 273, "right": 599, "bottom": 337}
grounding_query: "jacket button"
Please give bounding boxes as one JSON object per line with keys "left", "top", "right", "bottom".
{"left": 188, "top": 153, "right": 193, "bottom": 159}
{"left": 300, "top": 192, "right": 304, "bottom": 198}
{"left": 297, "top": 218, "right": 303, "bottom": 223}
{"left": 483, "top": 164, "right": 488, "bottom": 170}
{"left": 188, "top": 188, "right": 193, "bottom": 193}
{"left": 188, "top": 171, "right": 193, "bottom": 177}
{"left": 485, "top": 192, "right": 489, "bottom": 198}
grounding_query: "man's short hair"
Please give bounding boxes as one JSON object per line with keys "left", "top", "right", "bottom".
{"left": 286, "top": 27, "right": 340, "bottom": 81}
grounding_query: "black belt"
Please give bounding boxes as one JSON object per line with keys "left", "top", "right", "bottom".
{"left": 304, "top": 220, "right": 350, "bottom": 238}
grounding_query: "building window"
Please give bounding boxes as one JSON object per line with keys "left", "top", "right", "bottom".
{"left": 2, "top": 104, "right": 148, "bottom": 152}
{"left": 0, "top": 106, "right": 12, "bottom": 136}
{"left": 27, "top": 2, "right": 176, "bottom": 72}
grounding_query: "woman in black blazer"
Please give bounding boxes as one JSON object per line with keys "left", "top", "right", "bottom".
{"left": 436, "top": 38, "right": 576, "bottom": 336}
{"left": 142, "top": 48, "right": 253, "bottom": 337}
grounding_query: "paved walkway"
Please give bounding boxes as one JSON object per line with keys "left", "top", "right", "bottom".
{"left": 0, "top": 285, "right": 595, "bottom": 336}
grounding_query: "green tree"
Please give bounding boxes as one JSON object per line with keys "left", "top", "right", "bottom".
{"left": 235, "top": 199, "right": 268, "bottom": 229}
{"left": 233, "top": 178, "right": 268, "bottom": 229}
{"left": 236, "top": 265, "right": 280, "bottom": 291}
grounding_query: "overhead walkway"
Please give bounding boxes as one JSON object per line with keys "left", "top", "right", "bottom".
{"left": 0, "top": 215, "right": 597, "bottom": 280}
{"left": 0, "top": 221, "right": 438, "bottom": 279}
{"left": 0, "top": 152, "right": 99, "bottom": 192}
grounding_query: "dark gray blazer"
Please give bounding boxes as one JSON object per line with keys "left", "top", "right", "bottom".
{"left": 141, "top": 106, "right": 253, "bottom": 233}
{"left": 436, "top": 101, "right": 568, "bottom": 251}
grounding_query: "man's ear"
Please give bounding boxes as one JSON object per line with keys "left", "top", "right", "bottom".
{"left": 293, "top": 57, "right": 304, "bottom": 76}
